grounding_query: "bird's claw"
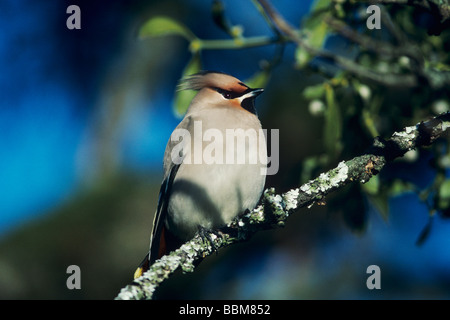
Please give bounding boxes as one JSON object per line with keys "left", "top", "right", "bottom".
{"left": 197, "top": 226, "right": 224, "bottom": 253}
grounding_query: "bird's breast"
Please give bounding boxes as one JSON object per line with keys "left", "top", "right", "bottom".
{"left": 164, "top": 107, "right": 267, "bottom": 240}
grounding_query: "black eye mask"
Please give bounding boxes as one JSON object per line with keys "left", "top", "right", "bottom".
{"left": 214, "top": 87, "right": 249, "bottom": 99}
{"left": 212, "top": 87, "right": 258, "bottom": 115}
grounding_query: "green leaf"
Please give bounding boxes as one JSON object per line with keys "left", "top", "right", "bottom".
{"left": 310, "top": 0, "right": 331, "bottom": 12}
{"left": 439, "top": 179, "right": 450, "bottom": 199}
{"left": 243, "top": 69, "right": 271, "bottom": 89}
{"left": 306, "top": 19, "right": 329, "bottom": 49}
{"left": 139, "top": 16, "right": 196, "bottom": 41}
{"left": 362, "top": 175, "right": 380, "bottom": 195}
{"left": 295, "top": 46, "right": 311, "bottom": 69}
{"left": 173, "top": 54, "right": 202, "bottom": 117}
{"left": 435, "top": 178, "right": 450, "bottom": 211}
{"left": 303, "top": 83, "right": 325, "bottom": 100}
{"left": 323, "top": 84, "right": 342, "bottom": 157}
{"left": 389, "top": 179, "right": 415, "bottom": 196}
{"left": 302, "top": 0, "right": 331, "bottom": 47}
{"left": 295, "top": 1, "right": 331, "bottom": 68}
{"left": 295, "top": 0, "right": 329, "bottom": 69}
{"left": 362, "top": 175, "right": 390, "bottom": 221}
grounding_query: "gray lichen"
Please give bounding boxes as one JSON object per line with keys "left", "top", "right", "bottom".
{"left": 300, "top": 161, "right": 349, "bottom": 195}
{"left": 283, "top": 188, "right": 299, "bottom": 211}
{"left": 392, "top": 125, "right": 417, "bottom": 140}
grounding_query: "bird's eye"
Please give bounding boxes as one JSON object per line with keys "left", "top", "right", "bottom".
{"left": 223, "top": 92, "right": 232, "bottom": 99}
{"left": 215, "top": 88, "right": 235, "bottom": 99}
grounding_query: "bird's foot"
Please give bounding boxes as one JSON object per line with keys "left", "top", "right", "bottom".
{"left": 197, "top": 226, "right": 225, "bottom": 253}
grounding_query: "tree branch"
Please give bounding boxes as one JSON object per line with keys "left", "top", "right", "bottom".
{"left": 184, "top": 0, "right": 450, "bottom": 89}
{"left": 115, "top": 112, "right": 450, "bottom": 300}
{"left": 361, "top": 0, "right": 450, "bottom": 23}
{"left": 256, "top": 0, "right": 424, "bottom": 88}
{"left": 323, "top": 15, "right": 423, "bottom": 64}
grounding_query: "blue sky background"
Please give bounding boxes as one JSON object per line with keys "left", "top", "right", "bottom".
{"left": 0, "top": 1, "right": 85, "bottom": 232}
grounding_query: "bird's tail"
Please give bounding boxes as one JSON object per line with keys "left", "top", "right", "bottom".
{"left": 133, "top": 226, "right": 182, "bottom": 279}
{"left": 134, "top": 253, "right": 150, "bottom": 279}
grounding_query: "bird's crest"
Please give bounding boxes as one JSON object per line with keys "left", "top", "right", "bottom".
{"left": 177, "top": 71, "right": 248, "bottom": 93}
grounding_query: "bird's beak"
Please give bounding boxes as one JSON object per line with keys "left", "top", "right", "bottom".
{"left": 240, "top": 88, "right": 264, "bottom": 101}
{"left": 250, "top": 88, "right": 264, "bottom": 97}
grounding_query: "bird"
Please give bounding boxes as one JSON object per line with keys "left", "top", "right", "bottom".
{"left": 134, "top": 71, "right": 267, "bottom": 279}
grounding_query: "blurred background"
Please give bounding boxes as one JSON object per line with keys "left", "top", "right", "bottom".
{"left": 1, "top": 0, "right": 450, "bottom": 299}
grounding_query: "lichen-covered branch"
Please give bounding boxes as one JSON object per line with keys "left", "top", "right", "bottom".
{"left": 115, "top": 112, "right": 450, "bottom": 300}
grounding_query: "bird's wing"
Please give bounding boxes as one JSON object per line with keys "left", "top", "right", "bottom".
{"left": 134, "top": 117, "right": 192, "bottom": 279}
{"left": 148, "top": 162, "right": 180, "bottom": 263}
{"left": 133, "top": 163, "right": 180, "bottom": 279}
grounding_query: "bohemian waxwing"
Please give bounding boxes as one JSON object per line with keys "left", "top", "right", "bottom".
{"left": 134, "top": 71, "right": 267, "bottom": 278}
